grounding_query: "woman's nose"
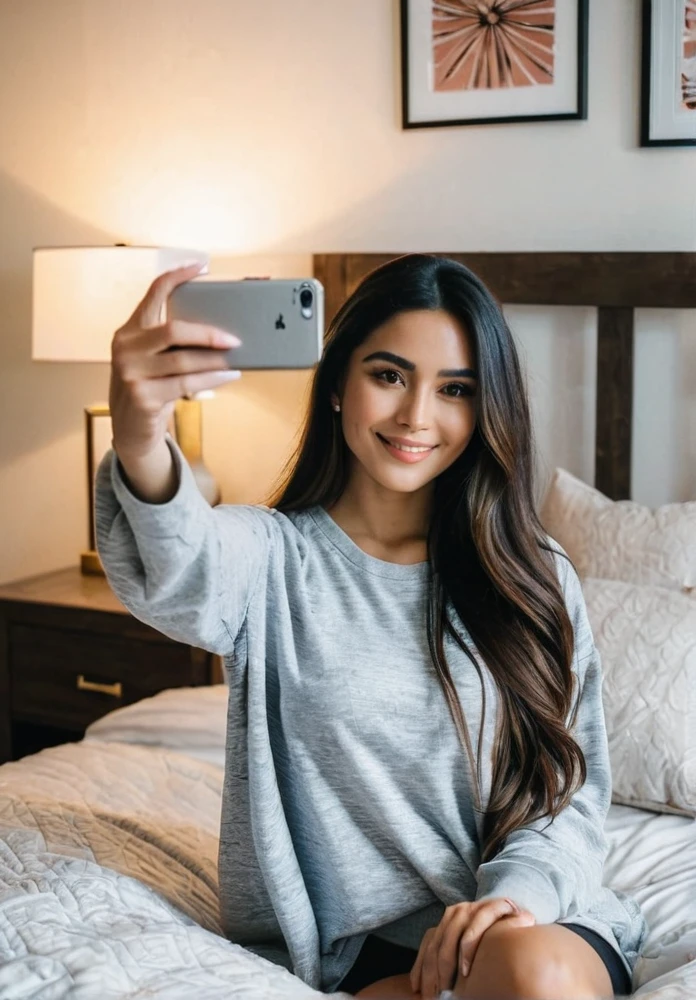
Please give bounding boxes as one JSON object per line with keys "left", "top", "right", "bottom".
{"left": 397, "top": 389, "right": 432, "bottom": 429}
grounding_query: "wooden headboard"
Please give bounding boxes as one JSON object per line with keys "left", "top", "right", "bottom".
{"left": 313, "top": 252, "right": 696, "bottom": 501}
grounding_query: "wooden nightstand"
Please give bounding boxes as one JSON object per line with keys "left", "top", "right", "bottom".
{"left": 0, "top": 567, "right": 222, "bottom": 764}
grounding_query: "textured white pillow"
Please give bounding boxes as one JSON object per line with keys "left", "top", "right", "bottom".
{"left": 541, "top": 468, "right": 696, "bottom": 596}
{"left": 84, "top": 685, "right": 228, "bottom": 768}
{"left": 583, "top": 578, "right": 696, "bottom": 817}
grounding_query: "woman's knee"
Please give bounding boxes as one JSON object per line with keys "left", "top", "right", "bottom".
{"left": 453, "top": 920, "right": 572, "bottom": 999}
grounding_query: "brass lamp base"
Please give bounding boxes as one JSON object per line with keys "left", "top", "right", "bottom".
{"left": 174, "top": 398, "right": 222, "bottom": 506}
{"left": 81, "top": 549, "right": 105, "bottom": 576}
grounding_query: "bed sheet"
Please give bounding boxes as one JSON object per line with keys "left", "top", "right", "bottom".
{"left": 604, "top": 804, "right": 696, "bottom": 997}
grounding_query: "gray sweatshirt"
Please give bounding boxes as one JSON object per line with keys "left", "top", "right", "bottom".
{"left": 95, "top": 436, "right": 648, "bottom": 993}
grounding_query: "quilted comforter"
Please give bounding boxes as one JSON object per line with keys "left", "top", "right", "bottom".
{"left": 0, "top": 740, "right": 331, "bottom": 999}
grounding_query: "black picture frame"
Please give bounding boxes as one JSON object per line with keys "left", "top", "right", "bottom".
{"left": 641, "top": 0, "right": 696, "bottom": 147}
{"left": 400, "top": 0, "right": 589, "bottom": 130}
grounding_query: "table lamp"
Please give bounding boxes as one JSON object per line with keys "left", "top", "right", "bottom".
{"left": 32, "top": 244, "right": 221, "bottom": 576}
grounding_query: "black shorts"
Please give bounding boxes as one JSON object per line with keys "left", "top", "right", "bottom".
{"left": 336, "top": 923, "right": 632, "bottom": 996}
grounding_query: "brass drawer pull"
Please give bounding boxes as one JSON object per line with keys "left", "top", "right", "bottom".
{"left": 76, "top": 674, "right": 123, "bottom": 698}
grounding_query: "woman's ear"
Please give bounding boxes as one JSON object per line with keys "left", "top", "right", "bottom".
{"left": 330, "top": 393, "right": 341, "bottom": 412}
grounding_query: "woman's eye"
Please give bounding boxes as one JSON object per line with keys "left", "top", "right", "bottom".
{"left": 442, "top": 383, "right": 475, "bottom": 399}
{"left": 373, "top": 368, "right": 404, "bottom": 385}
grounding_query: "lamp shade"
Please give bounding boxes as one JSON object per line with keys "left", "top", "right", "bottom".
{"left": 32, "top": 245, "right": 209, "bottom": 362}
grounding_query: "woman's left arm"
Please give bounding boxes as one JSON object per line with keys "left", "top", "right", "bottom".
{"left": 474, "top": 548, "right": 612, "bottom": 925}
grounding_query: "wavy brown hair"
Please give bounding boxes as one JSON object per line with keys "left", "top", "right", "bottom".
{"left": 264, "top": 253, "right": 586, "bottom": 864}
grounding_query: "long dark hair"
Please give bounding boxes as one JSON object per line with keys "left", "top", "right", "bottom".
{"left": 264, "top": 253, "right": 584, "bottom": 864}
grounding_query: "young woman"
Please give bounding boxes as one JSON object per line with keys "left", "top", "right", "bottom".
{"left": 96, "top": 254, "right": 648, "bottom": 1000}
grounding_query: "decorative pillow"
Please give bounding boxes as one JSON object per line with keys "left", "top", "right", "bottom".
{"left": 583, "top": 577, "right": 696, "bottom": 817}
{"left": 84, "top": 685, "right": 228, "bottom": 768}
{"left": 541, "top": 468, "right": 696, "bottom": 596}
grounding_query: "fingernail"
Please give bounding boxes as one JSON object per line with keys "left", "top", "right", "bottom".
{"left": 211, "top": 369, "right": 242, "bottom": 381}
{"left": 460, "top": 961, "right": 469, "bottom": 977}
{"left": 217, "top": 331, "right": 242, "bottom": 347}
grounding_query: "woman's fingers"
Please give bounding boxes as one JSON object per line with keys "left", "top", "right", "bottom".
{"left": 133, "top": 318, "right": 241, "bottom": 356}
{"left": 409, "top": 927, "right": 432, "bottom": 996}
{"left": 139, "top": 368, "right": 242, "bottom": 408}
{"left": 114, "top": 319, "right": 239, "bottom": 363}
{"left": 113, "top": 320, "right": 242, "bottom": 379}
{"left": 457, "top": 900, "right": 533, "bottom": 977}
{"left": 150, "top": 347, "right": 238, "bottom": 379}
{"left": 410, "top": 910, "right": 467, "bottom": 1000}
{"left": 129, "top": 343, "right": 239, "bottom": 380}
{"left": 417, "top": 904, "right": 480, "bottom": 1000}
{"left": 432, "top": 908, "right": 476, "bottom": 995}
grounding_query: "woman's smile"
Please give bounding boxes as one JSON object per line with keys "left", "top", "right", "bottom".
{"left": 376, "top": 432, "right": 438, "bottom": 463}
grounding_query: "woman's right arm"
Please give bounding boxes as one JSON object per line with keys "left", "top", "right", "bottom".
{"left": 95, "top": 263, "right": 270, "bottom": 656}
{"left": 109, "top": 261, "right": 242, "bottom": 501}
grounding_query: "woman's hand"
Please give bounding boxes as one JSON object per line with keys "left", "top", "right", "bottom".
{"left": 109, "top": 261, "right": 242, "bottom": 466}
{"left": 108, "top": 262, "right": 243, "bottom": 501}
{"left": 409, "top": 897, "right": 536, "bottom": 1000}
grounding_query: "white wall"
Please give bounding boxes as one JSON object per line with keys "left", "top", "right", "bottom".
{"left": 1, "top": 0, "right": 694, "bottom": 584}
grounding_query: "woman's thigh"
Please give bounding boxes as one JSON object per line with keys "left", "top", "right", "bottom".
{"left": 351, "top": 921, "right": 622, "bottom": 999}
{"left": 451, "top": 921, "right": 616, "bottom": 999}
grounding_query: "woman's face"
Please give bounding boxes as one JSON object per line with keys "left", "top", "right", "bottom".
{"left": 332, "top": 309, "right": 478, "bottom": 496}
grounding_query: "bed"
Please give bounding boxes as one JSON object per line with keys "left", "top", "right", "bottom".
{"left": 0, "top": 686, "right": 694, "bottom": 999}
{"left": 0, "top": 251, "right": 694, "bottom": 999}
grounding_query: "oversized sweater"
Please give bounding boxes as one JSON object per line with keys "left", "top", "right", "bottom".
{"left": 95, "top": 436, "right": 648, "bottom": 993}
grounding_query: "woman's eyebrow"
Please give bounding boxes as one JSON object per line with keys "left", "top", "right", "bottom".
{"left": 361, "top": 350, "right": 478, "bottom": 379}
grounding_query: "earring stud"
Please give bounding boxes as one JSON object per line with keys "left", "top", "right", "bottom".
{"left": 333, "top": 403, "right": 341, "bottom": 412}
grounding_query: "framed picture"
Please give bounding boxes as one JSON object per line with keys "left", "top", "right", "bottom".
{"left": 400, "top": 0, "right": 589, "bottom": 129}
{"left": 641, "top": 0, "right": 696, "bottom": 146}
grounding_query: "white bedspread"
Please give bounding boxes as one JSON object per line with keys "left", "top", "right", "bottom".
{"left": 0, "top": 741, "right": 328, "bottom": 999}
{"left": 0, "top": 715, "right": 694, "bottom": 998}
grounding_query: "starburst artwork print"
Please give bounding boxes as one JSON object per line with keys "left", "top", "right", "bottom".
{"left": 433, "top": 1, "right": 556, "bottom": 92}
{"left": 400, "top": 0, "right": 587, "bottom": 128}
{"left": 683, "top": 0, "right": 696, "bottom": 109}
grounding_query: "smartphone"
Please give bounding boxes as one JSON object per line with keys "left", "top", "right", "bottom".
{"left": 167, "top": 277, "right": 324, "bottom": 369}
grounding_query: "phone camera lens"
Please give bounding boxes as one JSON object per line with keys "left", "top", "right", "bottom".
{"left": 298, "top": 283, "right": 314, "bottom": 320}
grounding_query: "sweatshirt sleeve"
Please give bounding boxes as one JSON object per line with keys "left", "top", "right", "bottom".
{"left": 474, "top": 545, "right": 612, "bottom": 925}
{"left": 94, "top": 434, "right": 275, "bottom": 657}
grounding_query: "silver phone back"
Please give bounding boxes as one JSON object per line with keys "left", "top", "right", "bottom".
{"left": 167, "top": 278, "right": 324, "bottom": 370}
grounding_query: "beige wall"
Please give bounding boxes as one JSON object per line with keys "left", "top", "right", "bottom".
{"left": 1, "top": 0, "right": 694, "bottom": 584}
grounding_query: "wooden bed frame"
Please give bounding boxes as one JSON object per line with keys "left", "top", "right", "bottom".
{"left": 313, "top": 253, "right": 696, "bottom": 501}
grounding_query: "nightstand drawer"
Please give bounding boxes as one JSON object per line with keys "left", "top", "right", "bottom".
{"left": 10, "top": 623, "right": 197, "bottom": 730}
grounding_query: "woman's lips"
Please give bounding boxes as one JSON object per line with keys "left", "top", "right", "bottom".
{"left": 377, "top": 433, "right": 437, "bottom": 464}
